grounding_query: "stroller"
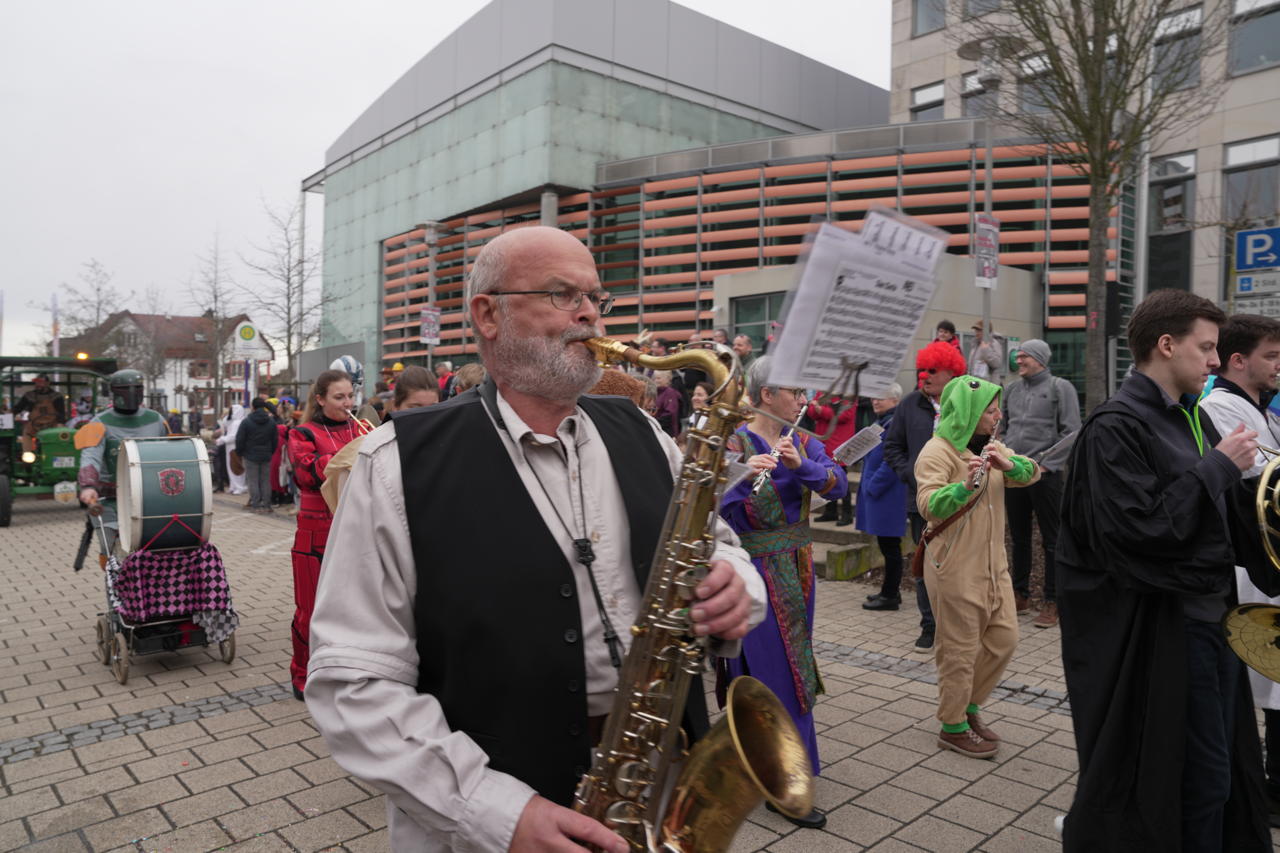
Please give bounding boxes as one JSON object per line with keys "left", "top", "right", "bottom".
{"left": 88, "top": 436, "right": 238, "bottom": 684}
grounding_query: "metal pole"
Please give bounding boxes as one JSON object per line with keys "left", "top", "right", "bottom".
{"left": 298, "top": 190, "right": 306, "bottom": 379}
{"left": 426, "top": 223, "right": 439, "bottom": 373}
{"left": 982, "top": 117, "right": 993, "bottom": 342}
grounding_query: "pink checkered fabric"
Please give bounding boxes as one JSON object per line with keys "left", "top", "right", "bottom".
{"left": 114, "top": 543, "right": 234, "bottom": 624}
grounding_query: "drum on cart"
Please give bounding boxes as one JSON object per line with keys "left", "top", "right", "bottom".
{"left": 116, "top": 437, "right": 213, "bottom": 552}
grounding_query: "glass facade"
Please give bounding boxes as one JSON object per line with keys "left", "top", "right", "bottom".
{"left": 319, "top": 62, "right": 789, "bottom": 371}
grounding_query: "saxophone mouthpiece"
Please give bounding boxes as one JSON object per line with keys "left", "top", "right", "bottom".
{"left": 584, "top": 337, "right": 641, "bottom": 366}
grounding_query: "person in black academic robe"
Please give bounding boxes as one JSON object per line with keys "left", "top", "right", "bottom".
{"left": 1056, "top": 292, "right": 1279, "bottom": 853}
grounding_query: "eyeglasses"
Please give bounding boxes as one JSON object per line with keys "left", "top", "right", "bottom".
{"left": 491, "top": 287, "right": 614, "bottom": 315}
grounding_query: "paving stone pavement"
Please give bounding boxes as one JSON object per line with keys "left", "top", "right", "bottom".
{"left": 1, "top": 495, "right": 1276, "bottom": 851}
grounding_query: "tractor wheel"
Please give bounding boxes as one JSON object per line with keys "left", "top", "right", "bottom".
{"left": 111, "top": 631, "right": 130, "bottom": 685}
{"left": 0, "top": 474, "right": 11, "bottom": 527}
{"left": 219, "top": 633, "right": 236, "bottom": 664}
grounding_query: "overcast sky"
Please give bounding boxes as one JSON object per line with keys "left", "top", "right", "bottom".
{"left": 0, "top": 0, "right": 891, "bottom": 355}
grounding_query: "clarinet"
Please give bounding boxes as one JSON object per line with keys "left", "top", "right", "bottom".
{"left": 751, "top": 408, "right": 807, "bottom": 495}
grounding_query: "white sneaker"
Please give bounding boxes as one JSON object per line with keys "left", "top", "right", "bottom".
{"left": 1054, "top": 815, "right": 1065, "bottom": 836}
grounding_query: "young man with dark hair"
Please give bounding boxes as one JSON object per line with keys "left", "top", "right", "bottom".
{"left": 1057, "top": 289, "right": 1273, "bottom": 852}
{"left": 1199, "top": 313, "right": 1280, "bottom": 823}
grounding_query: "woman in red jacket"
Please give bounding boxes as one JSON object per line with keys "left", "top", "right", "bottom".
{"left": 808, "top": 393, "right": 857, "bottom": 525}
{"left": 287, "top": 369, "right": 371, "bottom": 700}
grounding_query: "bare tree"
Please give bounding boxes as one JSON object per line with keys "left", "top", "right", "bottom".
{"left": 187, "top": 237, "right": 240, "bottom": 415}
{"left": 29, "top": 259, "right": 136, "bottom": 356}
{"left": 238, "top": 200, "right": 326, "bottom": 379}
{"left": 950, "top": 0, "right": 1229, "bottom": 410}
{"left": 116, "top": 286, "right": 173, "bottom": 393}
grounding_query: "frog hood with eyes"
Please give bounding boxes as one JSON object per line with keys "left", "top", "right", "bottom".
{"left": 935, "top": 375, "right": 1002, "bottom": 453}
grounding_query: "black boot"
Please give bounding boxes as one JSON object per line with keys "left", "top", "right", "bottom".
{"left": 815, "top": 504, "right": 839, "bottom": 523}
{"left": 766, "top": 801, "right": 827, "bottom": 829}
{"left": 863, "top": 595, "right": 901, "bottom": 611}
{"left": 836, "top": 505, "right": 853, "bottom": 526}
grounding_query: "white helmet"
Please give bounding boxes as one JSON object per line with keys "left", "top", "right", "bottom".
{"left": 330, "top": 355, "right": 365, "bottom": 407}
{"left": 330, "top": 355, "right": 364, "bottom": 387}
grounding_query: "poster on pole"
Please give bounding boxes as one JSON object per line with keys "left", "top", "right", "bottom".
{"left": 765, "top": 208, "right": 948, "bottom": 399}
{"left": 420, "top": 306, "right": 441, "bottom": 346}
{"left": 974, "top": 213, "right": 1000, "bottom": 290}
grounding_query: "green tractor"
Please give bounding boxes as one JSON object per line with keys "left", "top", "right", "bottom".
{"left": 0, "top": 356, "right": 118, "bottom": 526}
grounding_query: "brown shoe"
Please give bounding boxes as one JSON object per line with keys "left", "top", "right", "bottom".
{"left": 938, "top": 727, "right": 998, "bottom": 759}
{"left": 1033, "top": 601, "right": 1059, "bottom": 629}
{"left": 1015, "top": 594, "right": 1031, "bottom": 614}
{"left": 966, "top": 712, "right": 1000, "bottom": 742}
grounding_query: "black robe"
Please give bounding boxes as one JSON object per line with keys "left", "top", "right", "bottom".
{"left": 1056, "top": 375, "right": 1277, "bottom": 853}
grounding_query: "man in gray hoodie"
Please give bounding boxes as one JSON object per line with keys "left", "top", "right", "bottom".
{"left": 1002, "top": 339, "right": 1080, "bottom": 628}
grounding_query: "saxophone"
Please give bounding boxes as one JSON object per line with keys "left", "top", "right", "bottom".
{"left": 576, "top": 337, "right": 814, "bottom": 852}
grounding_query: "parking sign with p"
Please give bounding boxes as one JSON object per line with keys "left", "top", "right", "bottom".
{"left": 1237, "top": 227, "right": 1280, "bottom": 272}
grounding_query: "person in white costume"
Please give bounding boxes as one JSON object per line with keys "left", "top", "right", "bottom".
{"left": 1198, "top": 312, "right": 1280, "bottom": 821}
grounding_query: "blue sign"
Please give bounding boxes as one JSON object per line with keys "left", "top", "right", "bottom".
{"left": 1236, "top": 227, "right": 1280, "bottom": 271}
{"left": 1240, "top": 276, "right": 1254, "bottom": 292}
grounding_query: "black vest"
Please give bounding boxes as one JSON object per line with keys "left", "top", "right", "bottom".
{"left": 393, "top": 387, "right": 709, "bottom": 804}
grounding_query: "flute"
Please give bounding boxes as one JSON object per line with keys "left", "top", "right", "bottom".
{"left": 970, "top": 422, "right": 1000, "bottom": 491}
{"left": 751, "top": 408, "right": 807, "bottom": 495}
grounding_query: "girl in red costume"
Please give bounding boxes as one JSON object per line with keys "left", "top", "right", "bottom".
{"left": 287, "top": 369, "right": 372, "bottom": 700}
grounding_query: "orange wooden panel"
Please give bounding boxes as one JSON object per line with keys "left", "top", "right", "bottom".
{"left": 645, "top": 176, "right": 700, "bottom": 193}
{"left": 762, "top": 200, "right": 830, "bottom": 218}
{"left": 830, "top": 154, "right": 899, "bottom": 172}
{"left": 590, "top": 203, "right": 641, "bottom": 218}
{"left": 699, "top": 168, "right": 762, "bottom": 187}
{"left": 762, "top": 180, "right": 831, "bottom": 199}
{"left": 1047, "top": 315, "right": 1087, "bottom": 329}
{"left": 557, "top": 210, "right": 589, "bottom": 225}
{"left": 1048, "top": 269, "right": 1118, "bottom": 284}
{"left": 763, "top": 162, "right": 829, "bottom": 179}
{"left": 610, "top": 288, "right": 699, "bottom": 308}
{"left": 1048, "top": 294, "right": 1088, "bottom": 307}
{"left": 830, "top": 175, "right": 900, "bottom": 194}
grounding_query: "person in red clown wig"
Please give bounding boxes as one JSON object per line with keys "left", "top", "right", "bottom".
{"left": 878, "top": 341, "right": 967, "bottom": 651}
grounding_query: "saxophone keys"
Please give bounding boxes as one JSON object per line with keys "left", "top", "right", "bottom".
{"left": 613, "top": 760, "right": 654, "bottom": 798}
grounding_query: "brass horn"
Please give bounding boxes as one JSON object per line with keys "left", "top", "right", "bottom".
{"left": 1224, "top": 445, "right": 1280, "bottom": 683}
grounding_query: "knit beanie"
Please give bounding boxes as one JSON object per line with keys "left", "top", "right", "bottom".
{"left": 1018, "top": 339, "right": 1051, "bottom": 367}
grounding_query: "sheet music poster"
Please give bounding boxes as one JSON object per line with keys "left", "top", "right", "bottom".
{"left": 766, "top": 209, "right": 948, "bottom": 399}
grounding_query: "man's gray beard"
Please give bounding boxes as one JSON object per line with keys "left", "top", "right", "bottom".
{"left": 490, "top": 316, "right": 602, "bottom": 404}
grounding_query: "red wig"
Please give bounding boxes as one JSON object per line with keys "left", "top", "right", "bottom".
{"left": 916, "top": 341, "right": 968, "bottom": 374}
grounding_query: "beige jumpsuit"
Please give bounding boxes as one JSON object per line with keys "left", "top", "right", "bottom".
{"left": 915, "top": 437, "right": 1039, "bottom": 724}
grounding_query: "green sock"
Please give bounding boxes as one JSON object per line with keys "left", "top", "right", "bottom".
{"left": 941, "top": 720, "right": 970, "bottom": 734}
{"left": 967, "top": 704, "right": 980, "bottom": 715}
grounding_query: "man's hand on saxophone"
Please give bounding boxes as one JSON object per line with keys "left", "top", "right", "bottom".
{"left": 511, "top": 796, "right": 629, "bottom": 853}
{"left": 691, "top": 559, "right": 753, "bottom": 640}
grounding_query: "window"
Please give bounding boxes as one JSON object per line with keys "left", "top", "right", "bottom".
{"left": 1226, "top": 135, "right": 1280, "bottom": 167}
{"left": 1230, "top": 0, "right": 1280, "bottom": 74}
{"left": 913, "top": 0, "right": 944, "bottom": 36}
{"left": 1154, "top": 7, "right": 1202, "bottom": 90}
{"left": 910, "top": 81, "right": 945, "bottom": 122}
{"left": 1225, "top": 165, "right": 1279, "bottom": 223}
{"left": 1148, "top": 153, "right": 1196, "bottom": 233}
{"left": 965, "top": 0, "right": 1000, "bottom": 16}
{"left": 731, "top": 292, "right": 787, "bottom": 351}
{"left": 188, "top": 359, "right": 212, "bottom": 380}
{"left": 1224, "top": 137, "right": 1280, "bottom": 225}
{"left": 961, "top": 72, "right": 996, "bottom": 117}
{"left": 1018, "top": 54, "right": 1051, "bottom": 114}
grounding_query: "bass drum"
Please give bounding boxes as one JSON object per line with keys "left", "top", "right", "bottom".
{"left": 117, "top": 437, "right": 213, "bottom": 552}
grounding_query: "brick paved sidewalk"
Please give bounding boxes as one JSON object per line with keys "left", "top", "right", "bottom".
{"left": 0, "top": 496, "right": 1274, "bottom": 851}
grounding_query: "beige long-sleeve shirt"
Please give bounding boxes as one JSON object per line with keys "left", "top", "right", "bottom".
{"left": 306, "top": 390, "right": 766, "bottom": 852}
